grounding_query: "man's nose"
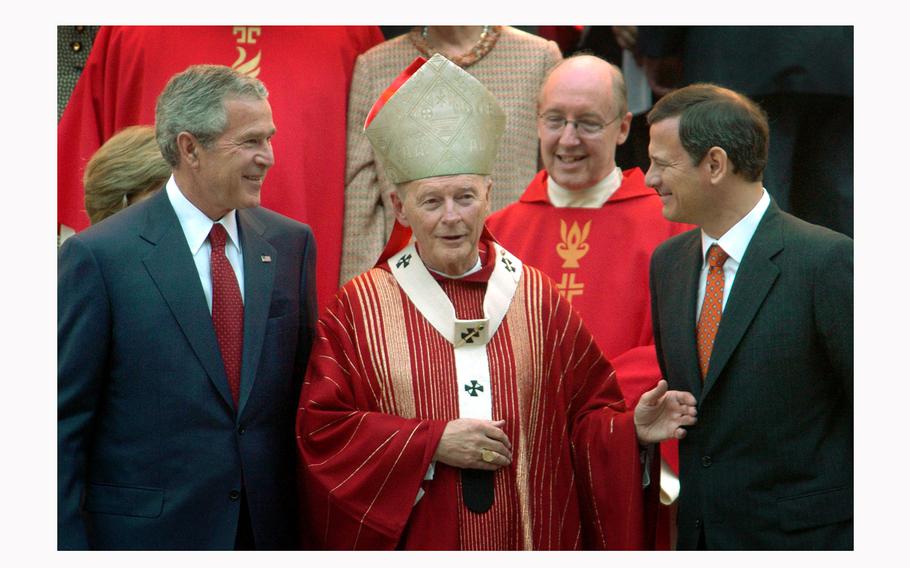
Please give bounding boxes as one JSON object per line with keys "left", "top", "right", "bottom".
{"left": 644, "top": 165, "right": 657, "bottom": 188}
{"left": 442, "top": 199, "right": 460, "bottom": 222}
{"left": 256, "top": 141, "right": 274, "bottom": 168}
{"left": 558, "top": 122, "right": 581, "bottom": 145}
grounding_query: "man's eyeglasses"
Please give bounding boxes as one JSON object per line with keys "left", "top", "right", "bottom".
{"left": 538, "top": 114, "right": 620, "bottom": 137}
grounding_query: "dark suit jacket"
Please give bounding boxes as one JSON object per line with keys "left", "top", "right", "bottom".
{"left": 649, "top": 202, "right": 852, "bottom": 550}
{"left": 636, "top": 26, "right": 853, "bottom": 98}
{"left": 58, "top": 189, "right": 317, "bottom": 549}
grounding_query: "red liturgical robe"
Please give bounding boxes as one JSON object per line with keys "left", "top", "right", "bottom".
{"left": 296, "top": 239, "right": 655, "bottom": 549}
{"left": 487, "top": 168, "right": 693, "bottom": 473}
{"left": 57, "top": 25, "right": 383, "bottom": 308}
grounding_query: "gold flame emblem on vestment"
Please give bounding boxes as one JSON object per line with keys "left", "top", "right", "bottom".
{"left": 556, "top": 220, "right": 591, "bottom": 268}
{"left": 231, "top": 27, "right": 261, "bottom": 78}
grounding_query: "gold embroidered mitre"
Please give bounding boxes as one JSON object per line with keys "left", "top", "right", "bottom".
{"left": 364, "top": 53, "right": 506, "bottom": 184}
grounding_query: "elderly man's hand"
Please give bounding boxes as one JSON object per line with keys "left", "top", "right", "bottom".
{"left": 434, "top": 418, "right": 512, "bottom": 470}
{"left": 634, "top": 380, "right": 698, "bottom": 444}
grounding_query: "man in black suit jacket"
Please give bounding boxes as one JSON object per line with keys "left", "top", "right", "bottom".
{"left": 58, "top": 65, "right": 317, "bottom": 549}
{"left": 645, "top": 84, "right": 852, "bottom": 550}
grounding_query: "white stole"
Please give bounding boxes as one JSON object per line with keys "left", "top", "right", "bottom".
{"left": 388, "top": 243, "right": 522, "bottom": 420}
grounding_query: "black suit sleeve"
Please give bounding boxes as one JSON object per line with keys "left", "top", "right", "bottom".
{"left": 57, "top": 237, "right": 111, "bottom": 549}
{"left": 649, "top": 249, "right": 669, "bottom": 383}
{"left": 814, "top": 235, "right": 853, "bottom": 407}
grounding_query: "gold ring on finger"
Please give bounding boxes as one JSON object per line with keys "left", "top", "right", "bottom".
{"left": 481, "top": 449, "right": 496, "bottom": 463}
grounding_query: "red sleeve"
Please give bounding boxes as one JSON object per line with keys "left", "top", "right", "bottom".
{"left": 547, "top": 285, "right": 659, "bottom": 550}
{"left": 296, "top": 286, "right": 447, "bottom": 549}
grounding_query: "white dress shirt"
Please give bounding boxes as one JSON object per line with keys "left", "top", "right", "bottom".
{"left": 696, "top": 189, "right": 770, "bottom": 319}
{"left": 165, "top": 176, "right": 245, "bottom": 312}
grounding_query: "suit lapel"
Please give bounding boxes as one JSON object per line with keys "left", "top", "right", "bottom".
{"left": 673, "top": 233, "right": 705, "bottom": 398}
{"left": 701, "top": 203, "right": 783, "bottom": 399}
{"left": 140, "top": 191, "right": 235, "bottom": 409}
{"left": 236, "top": 210, "right": 276, "bottom": 416}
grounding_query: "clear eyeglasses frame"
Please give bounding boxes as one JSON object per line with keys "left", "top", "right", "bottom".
{"left": 537, "top": 113, "right": 621, "bottom": 137}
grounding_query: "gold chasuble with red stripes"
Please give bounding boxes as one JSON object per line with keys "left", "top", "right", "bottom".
{"left": 297, "top": 238, "right": 652, "bottom": 549}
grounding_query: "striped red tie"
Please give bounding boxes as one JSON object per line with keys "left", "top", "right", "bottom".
{"left": 209, "top": 224, "right": 243, "bottom": 405}
{"left": 696, "top": 244, "right": 729, "bottom": 380}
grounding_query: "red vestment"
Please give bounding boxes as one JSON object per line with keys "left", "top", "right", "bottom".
{"left": 296, "top": 239, "right": 656, "bottom": 549}
{"left": 486, "top": 169, "right": 693, "bottom": 547}
{"left": 57, "top": 25, "right": 383, "bottom": 308}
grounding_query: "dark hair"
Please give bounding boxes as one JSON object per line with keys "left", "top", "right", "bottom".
{"left": 647, "top": 83, "right": 769, "bottom": 182}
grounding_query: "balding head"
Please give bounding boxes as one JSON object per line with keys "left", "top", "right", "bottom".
{"left": 536, "top": 55, "right": 632, "bottom": 190}
{"left": 539, "top": 54, "right": 628, "bottom": 119}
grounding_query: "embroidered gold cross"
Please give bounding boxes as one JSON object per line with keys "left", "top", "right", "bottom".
{"left": 556, "top": 273, "right": 584, "bottom": 303}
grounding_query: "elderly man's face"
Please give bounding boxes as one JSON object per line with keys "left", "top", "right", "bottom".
{"left": 537, "top": 60, "right": 631, "bottom": 190}
{"left": 193, "top": 97, "right": 276, "bottom": 220}
{"left": 392, "top": 174, "right": 491, "bottom": 275}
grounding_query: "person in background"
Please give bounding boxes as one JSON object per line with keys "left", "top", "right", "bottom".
{"left": 340, "top": 25, "right": 561, "bottom": 285}
{"left": 83, "top": 125, "right": 170, "bottom": 225}
{"left": 636, "top": 26, "right": 853, "bottom": 237}
{"left": 486, "top": 54, "right": 692, "bottom": 549}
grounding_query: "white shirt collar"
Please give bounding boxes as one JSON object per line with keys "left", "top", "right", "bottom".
{"left": 547, "top": 167, "right": 622, "bottom": 208}
{"left": 165, "top": 175, "right": 240, "bottom": 254}
{"left": 701, "top": 189, "right": 771, "bottom": 265}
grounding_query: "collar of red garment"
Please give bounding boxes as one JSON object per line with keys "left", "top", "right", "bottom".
{"left": 519, "top": 167, "right": 653, "bottom": 205}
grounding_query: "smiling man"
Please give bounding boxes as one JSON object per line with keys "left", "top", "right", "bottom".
{"left": 486, "top": 54, "right": 692, "bottom": 548}
{"left": 646, "top": 84, "right": 853, "bottom": 550}
{"left": 58, "top": 65, "right": 317, "bottom": 549}
{"left": 296, "top": 53, "right": 698, "bottom": 550}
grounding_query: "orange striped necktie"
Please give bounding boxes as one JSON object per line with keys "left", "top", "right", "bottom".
{"left": 696, "top": 244, "right": 729, "bottom": 380}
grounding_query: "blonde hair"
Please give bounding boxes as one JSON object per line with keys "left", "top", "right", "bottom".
{"left": 83, "top": 125, "right": 171, "bottom": 224}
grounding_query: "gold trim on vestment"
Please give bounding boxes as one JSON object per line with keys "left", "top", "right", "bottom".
{"left": 372, "top": 270, "right": 417, "bottom": 418}
{"left": 506, "top": 267, "right": 535, "bottom": 549}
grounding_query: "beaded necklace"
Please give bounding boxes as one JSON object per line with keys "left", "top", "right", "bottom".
{"left": 408, "top": 26, "right": 502, "bottom": 68}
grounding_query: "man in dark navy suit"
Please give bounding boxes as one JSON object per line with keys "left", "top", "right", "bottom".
{"left": 58, "top": 65, "right": 317, "bottom": 549}
{"left": 646, "top": 84, "right": 852, "bottom": 550}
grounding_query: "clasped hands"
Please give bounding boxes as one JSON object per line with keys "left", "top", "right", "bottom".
{"left": 433, "top": 380, "right": 697, "bottom": 470}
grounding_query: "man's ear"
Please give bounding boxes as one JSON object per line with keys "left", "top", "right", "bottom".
{"left": 616, "top": 111, "right": 633, "bottom": 146}
{"left": 390, "top": 189, "right": 411, "bottom": 228}
{"left": 483, "top": 177, "right": 493, "bottom": 216}
{"left": 704, "top": 146, "right": 728, "bottom": 185}
{"left": 176, "top": 132, "right": 200, "bottom": 167}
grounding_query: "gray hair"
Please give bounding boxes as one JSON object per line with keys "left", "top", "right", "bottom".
{"left": 155, "top": 64, "right": 268, "bottom": 167}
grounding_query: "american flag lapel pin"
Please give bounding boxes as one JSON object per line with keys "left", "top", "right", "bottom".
{"left": 260, "top": 255, "right": 272, "bottom": 263}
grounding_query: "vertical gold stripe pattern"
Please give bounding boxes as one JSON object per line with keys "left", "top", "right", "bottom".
{"left": 506, "top": 267, "right": 537, "bottom": 549}
{"left": 371, "top": 270, "right": 418, "bottom": 418}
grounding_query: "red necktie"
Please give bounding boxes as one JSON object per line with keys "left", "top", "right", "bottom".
{"left": 209, "top": 224, "right": 243, "bottom": 405}
{"left": 696, "top": 244, "right": 729, "bottom": 380}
